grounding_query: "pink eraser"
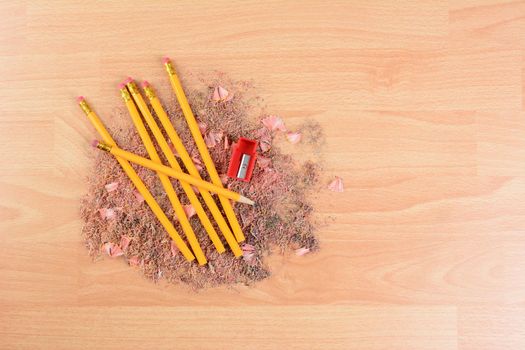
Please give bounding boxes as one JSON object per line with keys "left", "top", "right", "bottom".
{"left": 91, "top": 140, "right": 99, "bottom": 148}
{"left": 162, "top": 56, "right": 170, "bottom": 64}
{"left": 141, "top": 80, "right": 150, "bottom": 88}
{"left": 118, "top": 82, "right": 126, "bottom": 90}
{"left": 76, "top": 96, "right": 85, "bottom": 103}
{"left": 124, "top": 77, "right": 133, "bottom": 84}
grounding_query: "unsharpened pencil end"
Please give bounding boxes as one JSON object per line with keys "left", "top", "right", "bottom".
{"left": 162, "top": 56, "right": 170, "bottom": 64}
{"left": 76, "top": 96, "right": 85, "bottom": 103}
{"left": 91, "top": 139, "right": 100, "bottom": 148}
{"left": 238, "top": 196, "right": 255, "bottom": 206}
{"left": 124, "top": 76, "right": 133, "bottom": 85}
{"left": 118, "top": 82, "right": 126, "bottom": 90}
{"left": 141, "top": 80, "right": 151, "bottom": 88}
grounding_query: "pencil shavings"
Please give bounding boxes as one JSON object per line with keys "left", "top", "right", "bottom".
{"left": 204, "top": 131, "right": 223, "bottom": 148}
{"left": 211, "top": 86, "right": 222, "bottom": 101}
{"left": 105, "top": 182, "right": 119, "bottom": 192}
{"left": 243, "top": 252, "right": 255, "bottom": 263}
{"left": 191, "top": 156, "right": 203, "bottom": 171}
{"left": 219, "top": 174, "right": 229, "bottom": 184}
{"left": 257, "top": 156, "right": 271, "bottom": 169}
{"left": 253, "top": 127, "right": 269, "bottom": 138}
{"left": 242, "top": 243, "right": 255, "bottom": 252}
{"left": 198, "top": 122, "right": 208, "bottom": 134}
{"left": 168, "top": 142, "right": 181, "bottom": 157}
{"left": 183, "top": 204, "right": 196, "bottom": 219}
{"left": 262, "top": 115, "right": 286, "bottom": 132}
{"left": 295, "top": 247, "right": 310, "bottom": 256}
{"left": 103, "top": 242, "right": 124, "bottom": 257}
{"left": 286, "top": 132, "right": 302, "bottom": 144}
{"left": 204, "top": 133, "right": 216, "bottom": 148}
{"left": 259, "top": 138, "right": 272, "bottom": 153}
{"left": 328, "top": 177, "right": 344, "bottom": 192}
{"left": 128, "top": 256, "right": 140, "bottom": 266}
{"left": 133, "top": 190, "right": 145, "bottom": 204}
{"left": 102, "top": 242, "right": 112, "bottom": 255}
{"left": 120, "top": 235, "right": 131, "bottom": 251}
{"left": 98, "top": 208, "right": 116, "bottom": 220}
{"left": 212, "top": 86, "right": 234, "bottom": 102}
{"left": 241, "top": 243, "right": 256, "bottom": 264}
{"left": 211, "top": 131, "right": 224, "bottom": 143}
{"left": 170, "top": 241, "right": 179, "bottom": 257}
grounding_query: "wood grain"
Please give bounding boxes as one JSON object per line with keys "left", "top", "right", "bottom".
{"left": 1, "top": 0, "right": 525, "bottom": 349}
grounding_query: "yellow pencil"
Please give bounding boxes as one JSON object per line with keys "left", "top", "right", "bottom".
{"left": 92, "top": 140, "right": 254, "bottom": 205}
{"left": 142, "top": 81, "right": 242, "bottom": 257}
{"left": 77, "top": 96, "right": 195, "bottom": 263}
{"left": 119, "top": 81, "right": 207, "bottom": 265}
{"left": 124, "top": 79, "right": 227, "bottom": 255}
{"left": 163, "top": 57, "right": 246, "bottom": 242}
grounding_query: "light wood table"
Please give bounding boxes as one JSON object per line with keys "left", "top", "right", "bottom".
{"left": 1, "top": 1, "right": 525, "bottom": 349}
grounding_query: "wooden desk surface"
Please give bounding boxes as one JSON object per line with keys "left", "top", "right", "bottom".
{"left": 1, "top": 1, "right": 525, "bottom": 349}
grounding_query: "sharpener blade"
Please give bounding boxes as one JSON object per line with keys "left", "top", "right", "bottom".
{"left": 236, "top": 154, "right": 251, "bottom": 179}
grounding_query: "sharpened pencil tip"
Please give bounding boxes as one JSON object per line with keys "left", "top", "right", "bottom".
{"left": 238, "top": 196, "right": 255, "bottom": 206}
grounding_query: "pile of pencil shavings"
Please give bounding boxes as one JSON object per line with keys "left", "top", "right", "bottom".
{"left": 80, "top": 64, "right": 326, "bottom": 289}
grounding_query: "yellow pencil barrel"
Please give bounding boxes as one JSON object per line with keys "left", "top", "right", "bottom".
{"left": 143, "top": 83, "right": 242, "bottom": 257}
{"left": 106, "top": 143, "right": 243, "bottom": 202}
{"left": 77, "top": 97, "right": 195, "bottom": 263}
{"left": 163, "top": 58, "right": 246, "bottom": 243}
{"left": 121, "top": 83, "right": 207, "bottom": 265}
{"left": 136, "top": 82, "right": 226, "bottom": 254}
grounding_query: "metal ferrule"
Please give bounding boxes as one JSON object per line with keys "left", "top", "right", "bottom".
{"left": 144, "top": 86, "right": 156, "bottom": 100}
{"left": 164, "top": 61, "right": 175, "bottom": 76}
{"left": 79, "top": 100, "right": 92, "bottom": 115}
{"left": 237, "top": 154, "right": 251, "bottom": 179}
{"left": 120, "top": 87, "right": 132, "bottom": 102}
{"left": 127, "top": 81, "right": 140, "bottom": 95}
{"left": 96, "top": 142, "right": 112, "bottom": 152}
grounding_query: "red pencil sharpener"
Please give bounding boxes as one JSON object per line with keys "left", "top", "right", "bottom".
{"left": 227, "top": 137, "right": 258, "bottom": 182}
